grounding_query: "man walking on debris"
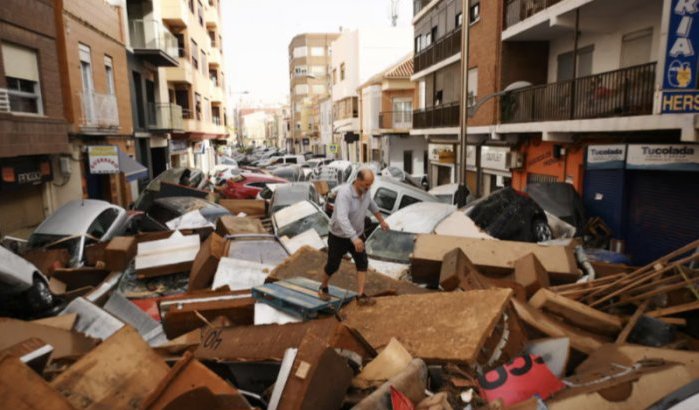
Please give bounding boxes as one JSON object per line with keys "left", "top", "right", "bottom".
{"left": 320, "top": 168, "right": 389, "bottom": 306}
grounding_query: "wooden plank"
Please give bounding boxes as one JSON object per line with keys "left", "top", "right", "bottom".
{"left": 647, "top": 300, "right": 699, "bottom": 318}
{"left": 51, "top": 326, "right": 170, "bottom": 410}
{"left": 616, "top": 300, "right": 650, "bottom": 344}
{"left": 512, "top": 299, "right": 608, "bottom": 354}
{"left": 343, "top": 290, "right": 513, "bottom": 364}
{"left": 0, "top": 356, "right": 75, "bottom": 410}
{"left": 32, "top": 313, "right": 78, "bottom": 331}
{"left": 529, "top": 288, "right": 623, "bottom": 336}
{"left": 610, "top": 276, "right": 699, "bottom": 308}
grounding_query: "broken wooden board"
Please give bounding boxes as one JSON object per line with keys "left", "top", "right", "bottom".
{"left": 32, "top": 313, "right": 78, "bottom": 331}
{"left": 411, "top": 234, "right": 578, "bottom": 283}
{"left": 514, "top": 253, "right": 550, "bottom": 298}
{"left": 529, "top": 288, "right": 623, "bottom": 336}
{"left": 342, "top": 289, "right": 512, "bottom": 364}
{"left": 142, "top": 351, "right": 252, "bottom": 410}
{"left": 512, "top": 299, "right": 608, "bottom": 354}
{"left": 218, "top": 199, "right": 266, "bottom": 217}
{"left": 0, "top": 317, "right": 96, "bottom": 360}
{"left": 277, "top": 333, "right": 353, "bottom": 410}
{"left": 188, "top": 233, "right": 227, "bottom": 291}
{"left": 575, "top": 344, "right": 699, "bottom": 379}
{"left": 135, "top": 233, "right": 200, "bottom": 279}
{"left": 194, "top": 317, "right": 374, "bottom": 362}
{"left": 0, "top": 356, "right": 75, "bottom": 410}
{"left": 216, "top": 215, "right": 267, "bottom": 236}
{"left": 446, "top": 249, "right": 527, "bottom": 302}
{"left": 269, "top": 246, "right": 428, "bottom": 296}
{"left": 51, "top": 326, "right": 170, "bottom": 410}
{"left": 0, "top": 337, "right": 53, "bottom": 374}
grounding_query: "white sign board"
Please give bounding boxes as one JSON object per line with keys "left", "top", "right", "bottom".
{"left": 626, "top": 144, "right": 699, "bottom": 171}
{"left": 480, "top": 146, "right": 510, "bottom": 172}
{"left": 465, "top": 145, "right": 477, "bottom": 171}
{"left": 88, "top": 146, "right": 120, "bottom": 174}
{"left": 586, "top": 145, "right": 626, "bottom": 170}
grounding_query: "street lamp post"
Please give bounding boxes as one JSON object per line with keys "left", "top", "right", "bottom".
{"left": 457, "top": 0, "right": 471, "bottom": 207}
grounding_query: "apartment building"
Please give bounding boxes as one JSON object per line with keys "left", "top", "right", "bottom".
{"left": 491, "top": 0, "right": 699, "bottom": 264}
{"left": 0, "top": 0, "right": 71, "bottom": 235}
{"left": 160, "top": 0, "right": 228, "bottom": 173}
{"left": 288, "top": 33, "right": 338, "bottom": 154}
{"left": 54, "top": 0, "right": 137, "bottom": 208}
{"left": 331, "top": 28, "right": 413, "bottom": 162}
{"left": 358, "top": 55, "right": 425, "bottom": 173}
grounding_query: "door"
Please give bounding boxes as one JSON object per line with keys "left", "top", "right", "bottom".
{"left": 403, "top": 150, "right": 413, "bottom": 174}
{"left": 621, "top": 28, "right": 652, "bottom": 68}
{"left": 557, "top": 46, "right": 594, "bottom": 81}
{"left": 145, "top": 79, "right": 156, "bottom": 127}
{"left": 437, "top": 165, "right": 451, "bottom": 185}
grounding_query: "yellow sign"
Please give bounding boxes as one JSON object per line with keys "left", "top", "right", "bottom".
{"left": 88, "top": 145, "right": 120, "bottom": 174}
{"left": 328, "top": 144, "right": 338, "bottom": 154}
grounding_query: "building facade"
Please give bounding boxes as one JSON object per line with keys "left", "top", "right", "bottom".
{"left": 288, "top": 33, "right": 338, "bottom": 154}
{"left": 331, "top": 27, "right": 413, "bottom": 162}
{"left": 358, "top": 55, "right": 425, "bottom": 173}
{"left": 0, "top": 0, "right": 72, "bottom": 235}
{"left": 159, "top": 0, "right": 228, "bottom": 174}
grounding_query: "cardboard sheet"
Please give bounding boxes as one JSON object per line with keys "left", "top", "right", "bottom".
{"left": 212, "top": 257, "right": 272, "bottom": 291}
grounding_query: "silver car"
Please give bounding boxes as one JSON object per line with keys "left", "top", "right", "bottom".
{"left": 0, "top": 245, "right": 57, "bottom": 316}
{"left": 27, "top": 199, "right": 128, "bottom": 267}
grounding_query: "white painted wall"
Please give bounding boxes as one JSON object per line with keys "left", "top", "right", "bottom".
{"left": 547, "top": 0, "right": 662, "bottom": 82}
{"left": 361, "top": 85, "right": 382, "bottom": 135}
{"left": 242, "top": 111, "right": 270, "bottom": 146}
{"left": 319, "top": 99, "right": 333, "bottom": 146}
{"left": 387, "top": 135, "right": 428, "bottom": 176}
{"left": 331, "top": 30, "right": 360, "bottom": 102}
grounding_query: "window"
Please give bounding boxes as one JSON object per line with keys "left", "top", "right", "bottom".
{"left": 204, "top": 97, "right": 210, "bottom": 122}
{"left": 399, "top": 195, "right": 421, "bottom": 210}
{"left": 195, "top": 92, "right": 202, "bottom": 120}
{"left": 188, "top": 0, "right": 194, "bottom": 13}
{"left": 294, "top": 84, "right": 308, "bottom": 95}
{"left": 621, "top": 28, "right": 653, "bottom": 68}
{"left": 557, "top": 45, "right": 593, "bottom": 81}
{"left": 88, "top": 208, "right": 119, "bottom": 239}
{"left": 467, "top": 68, "right": 478, "bottom": 107}
{"left": 209, "top": 69, "right": 218, "bottom": 86}
{"left": 310, "top": 65, "right": 326, "bottom": 76}
{"left": 425, "top": 32, "right": 432, "bottom": 47}
{"left": 431, "top": 26, "right": 438, "bottom": 42}
{"left": 456, "top": 12, "right": 463, "bottom": 27}
{"left": 332, "top": 68, "right": 337, "bottom": 84}
{"left": 415, "top": 36, "right": 422, "bottom": 53}
{"left": 294, "top": 65, "right": 308, "bottom": 77}
{"left": 403, "top": 150, "right": 413, "bottom": 174}
{"left": 201, "top": 50, "right": 207, "bottom": 75}
{"left": 310, "top": 47, "right": 325, "bottom": 56}
{"left": 340, "top": 63, "right": 345, "bottom": 80}
{"left": 197, "top": 1, "right": 204, "bottom": 26}
{"left": 191, "top": 40, "right": 198, "bottom": 69}
{"left": 79, "top": 44, "right": 95, "bottom": 121}
{"left": 176, "top": 34, "right": 186, "bottom": 58}
{"left": 292, "top": 46, "right": 307, "bottom": 59}
{"left": 311, "top": 84, "right": 326, "bottom": 94}
{"left": 103, "top": 56, "right": 115, "bottom": 96}
{"left": 2, "top": 43, "right": 43, "bottom": 114}
{"left": 469, "top": 0, "right": 480, "bottom": 24}
{"left": 374, "top": 188, "right": 397, "bottom": 212}
{"left": 208, "top": 31, "right": 216, "bottom": 47}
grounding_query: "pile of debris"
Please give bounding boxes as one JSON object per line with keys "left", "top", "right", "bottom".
{"left": 1, "top": 203, "right": 698, "bottom": 409}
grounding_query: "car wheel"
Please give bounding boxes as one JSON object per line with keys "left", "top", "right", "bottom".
{"left": 26, "top": 276, "right": 55, "bottom": 312}
{"left": 533, "top": 219, "right": 553, "bottom": 243}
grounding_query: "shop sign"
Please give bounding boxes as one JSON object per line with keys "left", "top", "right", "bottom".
{"left": 88, "top": 146, "right": 119, "bottom": 174}
{"left": 481, "top": 146, "right": 510, "bottom": 171}
{"left": 169, "top": 139, "right": 189, "bottom": 153}
{"left": 429, "top": 144, "right": 453, "bottom": 162}
{"left": 0, "top": 156, "right": 53, "bottom": 190}
{"left": 661, "top": 0, "right": 699, "bottom": 113}
{"left": 586, "top": 144, "right": 627, "bottom": 170}
{"left": 626, "top": 144, "right": 699, "bottom": 171}
{"left": 328, "top": 144, "right": 338, "bottom": 154}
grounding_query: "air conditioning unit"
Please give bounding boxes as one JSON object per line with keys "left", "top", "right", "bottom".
{"left": 507, "top": 151, "right": 524, "bottom": 169}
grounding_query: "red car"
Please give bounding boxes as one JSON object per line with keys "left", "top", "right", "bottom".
{"left": 218, "top": 173, "right": 287, "bottom": 199}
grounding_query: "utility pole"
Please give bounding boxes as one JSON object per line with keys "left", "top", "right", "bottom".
{"left": 457, "top": 0, "right": 470, "bottom": 206}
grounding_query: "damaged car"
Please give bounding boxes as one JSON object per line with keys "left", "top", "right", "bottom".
{"left": 272, "top": 200, "right": 330, "bottom": 241}
{"left": 0, "top": 245, "right": 61, "bottom": 318}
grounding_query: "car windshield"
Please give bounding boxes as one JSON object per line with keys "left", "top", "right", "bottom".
{"left": 28, "top": 233, "right": 66, "bottom": 249}
{"left": 277, "top": 212, "right": 329, "bottom": 238}
{"left": 366, "top": 229, "right": 416, "bottom": 264}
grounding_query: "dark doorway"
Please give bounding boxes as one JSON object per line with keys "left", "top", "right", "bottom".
{"left": 132, "top": 71, "right": 145, "bottom": 129}
{"left": 403, "top": 150, "right": 413, "bottom": 174}
{"left": 151, "top": 147, "right": 167, "bottom": 178}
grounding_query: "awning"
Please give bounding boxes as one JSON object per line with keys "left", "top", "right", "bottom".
{"left": 118, "top": 149, "right": 148, "bottom": 182}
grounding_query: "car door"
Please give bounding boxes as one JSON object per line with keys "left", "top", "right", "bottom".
{"left": 373, "top": 187, "right": 398, "bottom": 216}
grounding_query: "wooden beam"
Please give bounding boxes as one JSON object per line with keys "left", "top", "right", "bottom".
{"left": 647, "top": 301, "right": 699, "bottom": 318}
{"left": 616, "top": 300, "right": 650, "bottom": 344}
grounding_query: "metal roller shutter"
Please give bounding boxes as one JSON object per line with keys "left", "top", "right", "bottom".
{"left": 583, "top": 169, "right": 626, "bottom": 238}
{"left": 626, "top": 171, "right": 699, "bottom": 264}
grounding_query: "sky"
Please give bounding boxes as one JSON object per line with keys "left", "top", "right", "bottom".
{"left": 221, "top": 0, "right": 414, "bottom": 107}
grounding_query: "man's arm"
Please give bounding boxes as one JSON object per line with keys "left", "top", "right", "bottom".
{"left": 368, "top": 198, "right": 389, "bottom": 231}
{"left": 334, "top": 189, "right": 360, "bottom": 240}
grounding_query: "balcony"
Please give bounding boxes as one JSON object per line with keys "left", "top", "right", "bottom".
{"left": 209, "top": 47, "right": 221, "bottom": 66}
{"left": 162, "top": 0, "right": 189, "bottom": 26}
{"left": 414, "top": 27, "right": 461, "bottom": 74}
{"left": 413, "top": 0, "right": 432, "bottom": 16}
{"left": 412, "top": 102, "right": 460, "bottom": 129}
{"left": 205, "top": 5, "right": 219, "bottom": 27}
{"left": 79, "top": 92, "right": 119, "bottom": 130}
{"left": 147, "top": 103, "right": 183, "bottom": 131}
{"left": 129, "top": 20, "right": 179, "bottom": 67}
{"left": 505, "top": 0, "right": 563, "bottom": 29}
{"left": 500, "top": 63, "right": 656, "bottom": 124}
{"left": 379, "top": 111, "right": 413, "bottom": 131}
{"left": 210, "top": 85, "right": 224, "bottom": 102}
{"left": 164, "top": 59, "right": 194, "bottom": 84}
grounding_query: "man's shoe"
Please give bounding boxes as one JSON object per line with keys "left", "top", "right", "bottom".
{"left": 356, "top": 294, "right": 376, "bottom": 306}
{"left": 318, "top": 286, "right": 331, "bottom": 301}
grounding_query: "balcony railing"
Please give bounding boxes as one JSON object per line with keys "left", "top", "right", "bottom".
{"left": 500, "top": 62, "right": 656, "bottom": 124}
{"left": 0, "top": 89, "right": 10, "bottom": 113}
{"left": 505, "top": 0, "right": 563, "bottom": 29}
{"left": 413, "top": 0, "right": 432, "bottom": 16}
{"left": 412, "top": 102, "right": 460, "bottom": 129}
{"left": 379, "top": 111, "right": 413, "bottom": 130}
{"left": 80, "top": 92, "right": 119, "bottom": 128}
{"left": 129, "top": 19, "right": 179, "bottom": 62}
{"left": 147, "top": 103, "right": 183, "bottom": 131}
{"left": 414, "top": 27, "right": 461, "bottom": 73}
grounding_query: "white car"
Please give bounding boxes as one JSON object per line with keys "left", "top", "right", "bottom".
{"left": 0, "top": 246, "right": 57, "bottom": 316}
{"left": 272, "top": 200, "right": 330, "bottom": 240}
{"left": 209, "top": 164, "right": 240, "bottom": 186}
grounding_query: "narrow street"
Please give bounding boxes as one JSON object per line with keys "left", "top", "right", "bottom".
{"left": 0, "top": 0, "right": 698, "bottom": 408}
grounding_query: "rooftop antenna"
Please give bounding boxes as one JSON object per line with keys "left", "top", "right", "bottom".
{"left": 390, "top": 0, "right": 399, "bottom": 26}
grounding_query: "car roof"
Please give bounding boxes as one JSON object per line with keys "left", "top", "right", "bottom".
{"left": 429, "top": 183, "right": 459, "bottom": 196}
{"left": 153, "top": 196, "right": 224, "bottom": 213}
{"left": 273, "top": 183, "right": 312, "bottom": 204}
{"left": 273, "top": 200, "right": 322, "bottom": 228}
{"left": 33, "top": 199, "right": 124, "bottom": 236}
{"left": 372, "top": 177, "right": 438, "bottom": 200}
{"left": 384, "top": 202, "right": 456, "bottom": 233}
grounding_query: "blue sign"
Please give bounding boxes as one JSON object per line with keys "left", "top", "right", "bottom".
{"left": 662, "top": 0, "right": 699, "bottom": 113}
